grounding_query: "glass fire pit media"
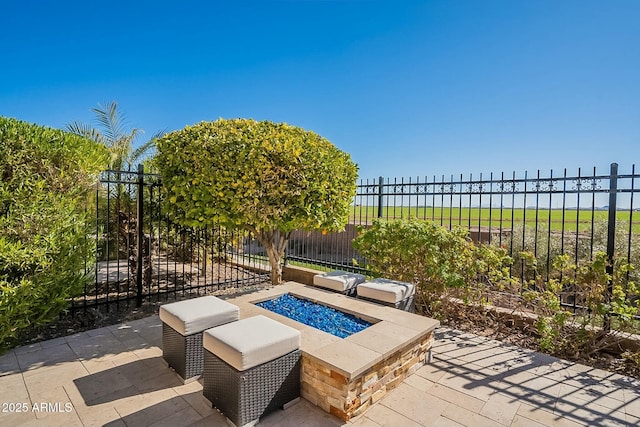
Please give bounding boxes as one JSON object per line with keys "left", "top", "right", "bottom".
{"left": 256, "top": 293, "right": 372, "bottom": 338}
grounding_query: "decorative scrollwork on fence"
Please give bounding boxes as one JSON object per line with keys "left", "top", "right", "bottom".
{"left": 573, "top": 178, "right": 602, "bottom": 191}
{"left": 497, "top": 181, "right": 519, "bottom": 193}
{"left": 535, "top": 179, "right": 558, "bottom": 192}
{"left": 464, "top": 183, "right": 486, "bottom": 193}
{"left": 392, "top": 184, "right": 408, "bottom": 194}
{"left": 433, "top": 183, "right": 456, "bottom": 194}
{"left": 415, "top": 184, "right": 429, "bottom": 194}
{"left": 363, "top": 185, "right": 378, "bottom": 194}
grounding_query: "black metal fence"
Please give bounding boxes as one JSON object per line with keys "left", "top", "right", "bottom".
{"left": 75, "top": 163, "right": 639, "bottom": 321}
{"left": 74, "top": 166, "right": 269, "bottom": 314}
{"left": 286, "top": 163, "right": 639, "bottom": 319}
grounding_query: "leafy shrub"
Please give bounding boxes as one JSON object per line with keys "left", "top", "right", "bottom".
{"left": 520, "top": 250, "right": 638, "bottom": 355}
{"left": 156, "top": 118, "right": 358, "bottom": 285}
{"left": 0, "top": 117, "right": 108, "bottom": 351}
{"left": 505, "top": 219, "right": 640, "bottom": 288}
{"left": 352, "top": 218, "right": 638, "bottom": 360}
{"left": 352, "top": 219, "right": 514, "bottom": 316}
{"left": 622, "top": 349, "right": 640, "bottom": 378}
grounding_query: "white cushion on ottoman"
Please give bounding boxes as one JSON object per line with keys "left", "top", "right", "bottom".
{"left": 204, "top": 315, "right": 300, "bottom": 371}
{"left": 313, "top": 270, "right": 366, "bottom": 293}
{"left": 357, "top": 278, "right": 415, "bottom": 304}
{"left": 159, "top": 296, "right": 239, "bottom": 336}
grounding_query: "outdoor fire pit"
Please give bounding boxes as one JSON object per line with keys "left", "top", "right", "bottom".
{"left": 256, "top": 293, "right": 372, "bottom": 338}
{"left": 239, "top": 283, "right": 439, "bottom": 421}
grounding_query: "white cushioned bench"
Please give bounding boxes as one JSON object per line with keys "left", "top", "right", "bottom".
{"left": 312, "top": 270, "right": 366, "bottom": 296}
{"left": 203, "top": 315, "right": 301, "bottom": 427}
{"left": 159, "top": 296, "right": 239, "bottom": 382}
{"left": 357, "top": 278, "right": 416, "bottom": 312}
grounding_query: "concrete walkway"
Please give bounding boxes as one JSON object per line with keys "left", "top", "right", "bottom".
{"left": 1, "top": 316, "right": 639, "bottom": 426}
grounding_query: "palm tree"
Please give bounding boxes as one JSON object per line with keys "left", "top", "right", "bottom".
{"left": 67, "top": 101, "right": 165, "bottom": 171}
{"left": 68, "top": 102, "right": 164, "bottom": 275}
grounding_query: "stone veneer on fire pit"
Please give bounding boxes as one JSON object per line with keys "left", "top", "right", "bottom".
{"left": 225, "top": 281, "right": 439, "bottom": 421}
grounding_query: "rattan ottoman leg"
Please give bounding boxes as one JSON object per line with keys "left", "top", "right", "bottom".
{"left": 203, "top": 349, "right": 301, "bottom": 427}
{"left": 344, "top": 286, "right": 358, "bottom": 297}
{"left": 406, "top": 294, "right": 416, "bottom": 313}
{"left": 162, "top": 323, "right": 204, "bottom": 383}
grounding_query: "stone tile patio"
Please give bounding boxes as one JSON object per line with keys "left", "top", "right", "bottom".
{"left": 230, "top": 282, "right": 439, "bottom": 420}
{"left": 1, "top": 306, "right": 639, "bottom": 426}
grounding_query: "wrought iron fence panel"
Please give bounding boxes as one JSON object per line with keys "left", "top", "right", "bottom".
{"left": 73, "top": 166, "right": 268, "bottom": 315}
{"left": 285, "top": 163, "right": 639, "bottom": 321}
{"left": 75, "top": 163, "right": 638, "bottom": 323}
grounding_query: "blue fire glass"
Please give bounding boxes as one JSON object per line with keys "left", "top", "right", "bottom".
{"left": 256, "top": 293, "right": 372, "bottom": 338}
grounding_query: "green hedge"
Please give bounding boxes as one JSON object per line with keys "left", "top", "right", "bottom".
{"left": 0, "top": 117, "right": 108, "bottom": 351}
{"left": 353, "top": 219, "right": 514, "bottom": 315}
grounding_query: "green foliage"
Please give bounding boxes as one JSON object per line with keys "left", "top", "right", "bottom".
{"left": 353, "top": 218, "right": 638, "bottom": 359}
{"left": 67, "top": 101, "right": 165, "bottom": 170}
{"left": 0, "top": 117, "right": 108, "bottom": 351}
{"left": 504, "top": 219, "right": 640, "bottom": 287}
{"left": 520, "top": 251, "right": 638, "bottom": 355}
{"left": 622, "top": 349, "right": 640, "bottom": 378}
{"left": 155, "top": 118, "right": 358, "bottom": 284}
{"left": 352, "top": 219, "right": 514, "bottom": 315}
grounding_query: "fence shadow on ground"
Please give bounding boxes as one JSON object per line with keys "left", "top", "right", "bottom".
{"left": 434, "top": 329, "right": 638, "bottom": 426}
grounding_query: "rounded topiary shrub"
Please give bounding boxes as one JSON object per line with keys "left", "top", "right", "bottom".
{"left": 156, "top": 118, "right": 358, "bottom": 285}
{"left": 0, "top": 117, "right": 108, "bottom": 351}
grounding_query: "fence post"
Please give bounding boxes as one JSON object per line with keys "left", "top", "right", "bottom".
{"left": 136, "top": 164, "right": 144, "bottom": 307}
{"left": 604, "top": 162, "right": 618, "bottom": 331}
{"left": 377, "top": 176, "right": 384, "bottom": 219}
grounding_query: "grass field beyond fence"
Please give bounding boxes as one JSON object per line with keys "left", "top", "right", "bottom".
{"left": 350, "top": 206, "right": 640, "bottom": 234}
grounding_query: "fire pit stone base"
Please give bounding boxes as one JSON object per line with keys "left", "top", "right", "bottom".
{"left": 301, "top": 331, "right": 434, "bottom": 421}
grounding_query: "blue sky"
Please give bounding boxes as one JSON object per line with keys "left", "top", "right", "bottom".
{"left": 1, "top": 0, "right": 639, "bottom": 180}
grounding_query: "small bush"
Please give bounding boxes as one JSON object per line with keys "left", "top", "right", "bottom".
{"left": 352, "top": 219, "right": 514, "bottom": 317}
{"left": 521, "top": 251, "right": 638, "bottom": 356}
{"left": 352, "top": 218, "right": 638, "bottom": 361}
{"left": 505, "top": 219, "right": 640, "bottom": 288}
{"left": 0, "top": 117, "right": 108, "bottom": 351}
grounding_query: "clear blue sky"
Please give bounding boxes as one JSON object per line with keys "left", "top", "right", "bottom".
{"left": 1, "top": 0, "right": 639, "bottom": 180}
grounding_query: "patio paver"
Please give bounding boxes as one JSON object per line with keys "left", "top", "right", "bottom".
{"left": 1, "top": 312, "right": 639, "bottom": 426}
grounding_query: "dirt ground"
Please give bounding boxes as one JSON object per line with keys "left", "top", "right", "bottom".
{"left": 13, "top": 280, "right": 273, "bottom": 348}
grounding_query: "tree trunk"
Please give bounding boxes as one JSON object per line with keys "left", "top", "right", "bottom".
{"left": 252, "top": 228, "right": 290, "bottom": 285}
{"left": 265, "top": 244, "right": 283, "bottom": 285}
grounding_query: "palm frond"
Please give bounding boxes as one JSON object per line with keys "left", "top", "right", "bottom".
{"left": 148, "top": 128, "right": 169, "bottom": 141}
{"left": 131, "top": 139, "right": 156, "bottom": 165}
{"left": 93, "top": 101, "right": 128, "bottom": 147}
{"left": 130, "top": 128, "right": 168, "bottom": 165}
{"left": 66, "top": 121, "right": 104, "bottom": 144}
{"left": 69, "top": 101, "right": 165, "bottom": 170}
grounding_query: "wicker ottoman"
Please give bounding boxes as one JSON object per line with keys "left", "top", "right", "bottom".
{"left": 357, "top": 278, "right": 416, "bottom": 312}
{"left": 312, "top": 270, "right": 366, "bottom": 296}
{"left": 159, "top": 296, "right": 239, "bottom": 383}
{"left": 203, "top": 315, "right": 301, "bottom": 427}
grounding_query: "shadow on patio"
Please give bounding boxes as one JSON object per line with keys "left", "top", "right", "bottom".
{"left": 425, "top": 329, "right": 640, "bottom": 426}
{"left": 1, "top": 316, "right": 639, "bottom": 426}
